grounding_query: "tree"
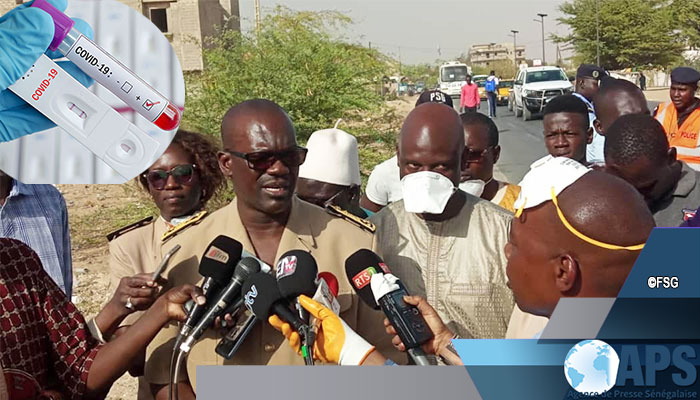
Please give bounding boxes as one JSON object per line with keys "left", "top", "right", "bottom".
{"left": 554, "top": 0, "right": 684, "bottom": 70}
{"left": 401, "top": 63, "right": 439, "bottom": 87}
{"left": 183, "top": 7, "right": 389, "bottom": 140}
{"left": 671, "top": 0, "right": 700, "bottom": 50}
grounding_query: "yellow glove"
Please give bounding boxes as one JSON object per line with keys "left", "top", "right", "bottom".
{"left": 268, "top": 295, "right": 375, "bottom": 365}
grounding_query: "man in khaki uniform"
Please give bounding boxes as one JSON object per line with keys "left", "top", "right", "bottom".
{"left": 144, "top": 99, "right": 397, "bottom": 397}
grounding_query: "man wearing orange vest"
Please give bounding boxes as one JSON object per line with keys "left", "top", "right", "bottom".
{"left": 654, "top": 67, "right": 700, "bottom": 171}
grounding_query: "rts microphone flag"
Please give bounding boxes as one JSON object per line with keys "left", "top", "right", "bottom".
{"left": 345, "top": 249, "right": 433, "bottom": 365}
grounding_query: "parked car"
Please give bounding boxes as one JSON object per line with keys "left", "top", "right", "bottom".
{"left": 512, "top": 66, "right": 574, "bottom": 121}
{"left": 497, "top": 79, "right": 513, "bottom": 106}
{"left": 472, "top": 75, "right": 488, "bottom": 101}
{"left": 415, "top": 81, "right": 426, "bottom": 94}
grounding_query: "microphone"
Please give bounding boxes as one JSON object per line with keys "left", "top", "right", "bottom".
{"left": 176, "top": 236, "right": 243, "bottom": 345}
{"left": 314, "top": 271, "right": 340, "bottom": 314}
{"left": 318, "top": 272, "right": 339, "bottom": 297}
{"left": 275, "top": 250, "right": 319, "bottom": 365}
{"left": 242, "top": 272, "right": 306, "bottom": 332}
{"left": 345, "top": 249, "right": 434, "bottom": 366}
{"left": 179, "top": 257, "right": 261, "bottom": 353}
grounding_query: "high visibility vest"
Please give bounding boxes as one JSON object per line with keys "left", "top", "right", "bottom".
{"left": 655, "top": 101, "right": 700, "bottom": 170}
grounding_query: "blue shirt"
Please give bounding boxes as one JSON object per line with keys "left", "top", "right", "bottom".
{"left": 0, "top": 180, "right": 72, "bottom": 297}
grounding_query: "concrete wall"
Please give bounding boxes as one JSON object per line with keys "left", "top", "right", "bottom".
{"left": 0, "top": 0, "right": 240, "bottom": 71}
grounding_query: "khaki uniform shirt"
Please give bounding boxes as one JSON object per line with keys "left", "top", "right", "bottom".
{"left": 93, "top": 214, "right": 203, "bottom": 400}
{"left": 370, "top": 195, "right": 514, "bottom": 339}
{"left": 144, "top": 197, "right": 399, "bottom": 392}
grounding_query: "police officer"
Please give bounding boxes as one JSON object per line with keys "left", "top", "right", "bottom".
{"left": 573, "top": 63, "right": 608, "bottom": 165}
{"left": 143, "top": 100, "right": 399, "bottom": 397}
{"left": 654, "top": 67, "right": 700, "bottom": 171}
{"left": 296, "top": 121, "right": 374, "bottom": 219}
{"left": 89, "top": 130, "right": 224, "bottom": 400}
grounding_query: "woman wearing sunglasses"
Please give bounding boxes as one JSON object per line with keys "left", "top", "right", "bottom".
{"left": 89, "top": 130, "right": 224, "bottom": 400}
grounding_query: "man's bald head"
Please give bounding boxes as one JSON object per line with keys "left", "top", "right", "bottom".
{"left": 506, "top": 171, "right": 654, "bottom": 317}
{"left": 221, "top": 99, "right": 295, "bottom": 149}
{"left": 593, "top": 78, "right": 649, "bottom": 136}
{"left": 397, "top": 103, "right": 464, "bottom": 185}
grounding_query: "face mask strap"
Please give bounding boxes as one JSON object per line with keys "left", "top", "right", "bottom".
{"left": 549, "top": 187, "right": 645, "bottom": 251}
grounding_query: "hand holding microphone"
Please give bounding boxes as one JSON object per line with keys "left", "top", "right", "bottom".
{"left": 268, "top": 295, "right": 377, "bottom": 366}
{"left": 383, "top": 295, "right": 462, "bottom": 365}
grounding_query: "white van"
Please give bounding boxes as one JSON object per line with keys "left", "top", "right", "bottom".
{"left": 438, "top": 62, "right": 472, "bottom": 104}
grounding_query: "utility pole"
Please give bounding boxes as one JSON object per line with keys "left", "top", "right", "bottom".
{"left": 254, "top": 0, "right": 261, "bottom": 33}
{"left": 369, "top": 41, "right": 372, "bottom": 50}
{"left": 595, "top": 0, "right": 600, "bottom": 65}
{"left": 510, "top": 30, "right": 519, "bottom": 72}
{"left": 534, "top": 13, "right": 547, "bottom": 64}
{"left": 398, "top": 46, "right": 402, "bottom": 75}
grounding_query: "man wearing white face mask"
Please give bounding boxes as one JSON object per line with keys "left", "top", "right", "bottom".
{"left": 369, "top": 103, "right": 514, "bottom": 341}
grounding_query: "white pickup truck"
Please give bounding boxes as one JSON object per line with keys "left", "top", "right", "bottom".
{"left": 511, "top": 66, "right": 574, "bottom": 121}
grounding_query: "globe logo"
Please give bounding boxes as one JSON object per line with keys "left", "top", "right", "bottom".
{"left": 564, "top": 340, "right": 620, "bottom": 394}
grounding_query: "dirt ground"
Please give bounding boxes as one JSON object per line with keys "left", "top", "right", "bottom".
{"left": 58, "top": 95, "right": 416, "bottom": 399}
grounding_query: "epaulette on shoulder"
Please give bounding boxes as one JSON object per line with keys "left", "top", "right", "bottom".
{"left": 161, "top": 210, "right": 208, "bottom": 242}
{"left": 326, "top": 205, "right": 375, "bottom": 233}
{"left": 106, "top": 216, "right": 154, "bottom": 242}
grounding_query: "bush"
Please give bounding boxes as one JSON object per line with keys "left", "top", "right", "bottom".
{"left": 182, "top": 7, "right": 389, "bottom": 141}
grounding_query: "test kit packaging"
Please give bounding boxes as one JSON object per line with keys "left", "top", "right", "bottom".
{"left": 0, "top": 0, "right": 185, "bottom": 183}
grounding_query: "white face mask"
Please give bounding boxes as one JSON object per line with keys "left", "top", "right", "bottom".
{"left": 401, "top": 171, "right": 456, "bottom": 214}
{"left": 458, "top": 179, "right": 486, "bottom": 197}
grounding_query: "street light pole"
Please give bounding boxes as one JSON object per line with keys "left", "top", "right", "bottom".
{"left": 510, "top": 30, "right": 519, "bottom": 72}
{"left": 595, "top": 0, "right": 600, "bottom": 65}
{"left": 534, "top": 13, "right": 547, "bottom": 64}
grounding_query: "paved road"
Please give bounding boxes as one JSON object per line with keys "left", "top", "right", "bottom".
{"left": 469, "top": 100, "right": 660, "bottom": 184}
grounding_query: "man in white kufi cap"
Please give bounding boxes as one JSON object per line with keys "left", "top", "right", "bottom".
{"left": 297, "top": 121, "right": 373, "bottom": 223}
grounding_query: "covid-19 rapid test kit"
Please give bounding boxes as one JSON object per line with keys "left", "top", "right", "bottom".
{"left": 9, "top": 0, "right": 181, "bottom": 179}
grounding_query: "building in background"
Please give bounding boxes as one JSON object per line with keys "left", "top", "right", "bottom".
{"left": 0, "top": 0, "right": 240, "bottom": 71}
{"left": 469, "top": 43, "right": 526, "bottom": 69}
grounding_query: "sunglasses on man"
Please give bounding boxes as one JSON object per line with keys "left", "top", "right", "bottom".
{"left": 144, "top": 164, "right": 197, "bottom": 190}
{"left": 225, "top": 146, "right": 308, "bottom": 171}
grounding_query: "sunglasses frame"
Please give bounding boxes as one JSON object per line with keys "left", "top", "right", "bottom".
{"left": 143, "top": 163, "right": 198, "bottom": 190}
{"left": 225, "top": 146, "right": 308, "bottom": 171}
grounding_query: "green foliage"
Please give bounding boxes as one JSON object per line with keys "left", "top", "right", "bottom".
{"left": 471, "top": 60, "right": 518, "bottom": 79}
{"left": 554, "top": 0, "right": 684, "bottom": 70}
{"left": 401, "top": 63, "right": 438, "bottom": 87}
{"left": 671, "top": 0, "right": 700, "bottom": 50}
{"left": 182, "top": 7, "right": 388, "bottom": 141}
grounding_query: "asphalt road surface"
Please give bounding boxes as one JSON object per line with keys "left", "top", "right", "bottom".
{"left": 469, "top": 100, "right": 660, "bottom": 184}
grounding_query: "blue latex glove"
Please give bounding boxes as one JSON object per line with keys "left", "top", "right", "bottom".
{"left": 0, "top": 0, "right": 94, "bottom": 142}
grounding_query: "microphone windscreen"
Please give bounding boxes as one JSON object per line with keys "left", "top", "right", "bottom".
{"left": 344, "top": 249, "right": 391, "bottom": 310}
{"left": 199, "top": 235, "right": 243, "bottom": 283}
{"left": 242, "top": 272, "right": 282, "bottom": 319}
{"left": 318, "top": 272, "right": 339, "bottom": 297}
{"left": 234, "top": 257, "right": 262, "bottom": 282}
{"left": 275, "top": 250, "right": 318, "bottom": 299}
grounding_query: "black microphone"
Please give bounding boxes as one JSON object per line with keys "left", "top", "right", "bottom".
{"left": 275, "top": 250, "right": 319, "bottom": 365}
{"left": 176, "top": 236, "right": 243, "bottom": 345}
{"left": 179, "top": 257, "right": 261, "bottom": 353}
{"left": 242, "top": 272, "right": 305, "bottom": 332}
{"left": 345, "top": 249, "right": 434, "bottom": 366}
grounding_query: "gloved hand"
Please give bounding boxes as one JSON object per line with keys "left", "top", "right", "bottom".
{"left": 0, "top": 0, "right": 94, "bottom": 142}
{"left": 268, "top": 294, "right": 375, "bottom": 366}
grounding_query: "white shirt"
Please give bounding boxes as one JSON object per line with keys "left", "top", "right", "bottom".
{"left": 573, "top": 92, "right": 605, "bottom": 164}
